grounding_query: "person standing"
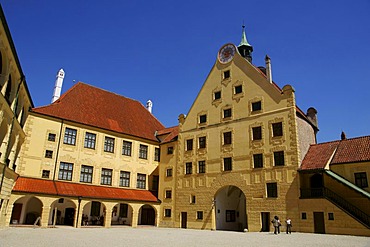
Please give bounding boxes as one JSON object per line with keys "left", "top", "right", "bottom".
{"left": 286, "top": 218, "right": 292, "bottom": 234}
{"left": 271, "top": 216, "right": 281, "bottom": 234}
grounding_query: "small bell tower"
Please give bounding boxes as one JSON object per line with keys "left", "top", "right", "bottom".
{"left": 237, "top": 25, "right": 253, "bottom": 63}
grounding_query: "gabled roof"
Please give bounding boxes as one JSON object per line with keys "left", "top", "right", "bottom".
{"left": 13, "top": 177, "right": 159, "bottom": 202}
{"left": 301, "top": 135, "right": 370, "bottom": 170}
{"left": 32, "top": 82, "right": 165, "bottom": 142}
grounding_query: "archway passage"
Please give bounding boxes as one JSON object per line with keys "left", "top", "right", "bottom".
{"left": 10, "top": 196, "right": 43, "bottom": 225}
{"left": 49, "top": 198, "right": 76, "bottom": 226}
{"left": 214, "top": 185, "right": 247, "bottom": 232}
{"left": 139, "top": 205, "right": 155, "bottom": 226}
{"left": 81, "top": 201, "right": 106, "bottom": 226}
{"left": 111, "top": 203, "right": 133, "bottom": 226}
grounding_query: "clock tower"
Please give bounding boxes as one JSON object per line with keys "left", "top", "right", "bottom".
{"left": 237, "top": 25, "right": 253, "bottom": 63}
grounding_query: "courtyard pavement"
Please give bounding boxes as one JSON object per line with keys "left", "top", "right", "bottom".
{"left": 0, "top": 226, "right": 369, "bottom": 247}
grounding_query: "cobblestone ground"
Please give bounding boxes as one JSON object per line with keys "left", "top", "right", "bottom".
{"left": 0, "top": 226, "right": 369, "bottom": 247}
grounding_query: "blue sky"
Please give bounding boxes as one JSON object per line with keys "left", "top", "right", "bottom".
{"left": 2, "top": 0, "right": 370, "bottom": 143}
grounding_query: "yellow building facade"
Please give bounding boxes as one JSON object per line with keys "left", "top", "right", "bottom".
{"left": 0, "top": 6, "right": 33, "bottom": 228}
{"left": 0, "top": 5, "right": 368, "bottom": 236}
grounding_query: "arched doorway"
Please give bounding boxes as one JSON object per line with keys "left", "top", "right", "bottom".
{"left": 10, "top": 196, "right": 43, "bottom": 225}
{"left": 81, "top": 201, "right": 106, "bottom": 226}
{"left": 49, "top": 198, "right": 76, "bottom": 226}
{"left": 111, "top": 203, "right": 133, "bottom": 226}
{"left": 214, "top": 185, "right": 247, "bottom": 232}
{"left": 139, "top": 204, "right": 155, "bottom": 226}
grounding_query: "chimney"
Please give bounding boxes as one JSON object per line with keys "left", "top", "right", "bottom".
{"left": 265, "top": 55, "right": 272, "bottom": 83}
{"left": 341, "top": 131, "right": 347, "bottom": 140}
{"left": 51, "top": 69, "right": 65, "bottom": 103}
{"left": 146, "top": 100, "right": 153, "bottom": 113}
{"left": 306, "top": 107, "right": 318, "bottom": 128}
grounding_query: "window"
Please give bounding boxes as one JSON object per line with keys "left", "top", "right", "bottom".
{"left": 252, "top": 126, "right": 262, "bottom": 140}
{"left": 214, "top": 91, "right": 221, "bottom": 100}
{"left": 42, "top": 170, "right": 50, "bottom": 178}
{"left": 223, "top": 108, "right": 232, "bottom": 118}
{"left": 119, "top": 171, "right": 130, "bottom": 187}
{"left": 328, "top": 213, "right": 334, "bottom": 220}
{"left": 199, "top": 114, "right": 207, "bottom": 124}
{"left": 122, "top": 141, "right": 132, "bottom": 156}
{"left": 165, "top": 190, "right": 172, "bottom": 199}
{"left": 104, "top": 137, "right": 115, "bottom": 153}
{"left": 252, "top": 101, "right": 262, "bottom": 112}
{"left": 48, "top": 133, "right": 56, "bottom": 142}
{"left": 119, "top": 204, "right": 128, "bottom": 218}
{"left": 164, "top": 209, "right": 171, "bottom": 217}
{"left": 234, "top": 85, "right": 243, "bottom": 94}
{"left": 58, "top": 162, "right": 73, "bottom": 181}
{"left": 185, "top": 162, "right": 192, "bottom": 175}
{"left": 301, "top": 212, "right": 307, "bottom": 220}
{"left": 80, "top": 165, "right": 93, "bottom": 183}
{"left": 154, "top": 147, "right": 160, "bottom": 161}
{"left": 186, "top": 139, "right": 193, "bottom": 151}
{"left": 167, "top": 146, "right": 174, "bottom": 155}
{"left": 45, "top": 150, "right": 53, "bottom": 158}
{"left": 226, "top": 210, "right": 236, "bottom": 222}
{"left": 272, "top": 122, "right": 283, "bottom": 137}
{"left": 354, "top": 172, "right": 368, "bottom": 188}
{"left": 139, "top": 144, "right": 148, "bottom": 159}
{"left": 223, "top": 157, "right": 232, "bottom": 171}
{"left": 223, "top": 70, "right": 230, "bottom": 79}
{"left": 223, "top": 132, "right": 232, "bottom": 145}
{"left": 267, "top": 182, "right": 278, "bottom": 198}
{"left": 101, "top": 168, "right": 112, "bottom": 185}
{"left": 84, "top": 132, "right": 96, "bottom": 149}
{"left": 63, "top": 127, "right": 77, "bottom": 145}
{"left": 137, "top": 173, "right": 146, "bottom": 189}
{"left": 199, "top": 136, "right": 206, "bottom": 149}
{"left": 274, "top": 151, "right": 285, "bottom": 166}
{"left": 166, "top": 168, "right": 173, "bottom": 177}
{"left": 253, "top": 154, "right": 263, "bottom": 168}
{"left": 198, "top": 161, "right": 206, "bottom": 174}
{"left": 191, "top": 195, "right": 196, "bottom": 204}
{"left": 197, "top": 211, "right": 204, "bottom": 220}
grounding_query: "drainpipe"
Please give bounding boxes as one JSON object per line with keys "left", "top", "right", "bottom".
{"left": 52, "top": 119, "right": 64, "bottom": 181}
{"left": 0, "top": 76, "right": 24, "bottom": 194}
{"left": 76, "top": 196, "right": 82, "bottom": 228}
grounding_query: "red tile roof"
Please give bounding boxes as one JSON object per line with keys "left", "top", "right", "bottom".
{"left": 156, "top": 126, "right": 178, "bottom": 143}
{"left": 13, "top": 177, "right": 158, "bottom": 202}
{"left": 32, "top": 82, "right": 165, "bottom": 142}
{"left": 301, "top": 135, "right": 370, "bottom": 170}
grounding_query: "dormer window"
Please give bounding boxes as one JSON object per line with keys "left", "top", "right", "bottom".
{"left": 214, "top": 91, "right": 221, "bottom": 100}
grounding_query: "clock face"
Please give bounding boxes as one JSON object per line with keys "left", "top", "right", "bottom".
{"left": 218, "top": 44, "right": 236, "bottom": 64}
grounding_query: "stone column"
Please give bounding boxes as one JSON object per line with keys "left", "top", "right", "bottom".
{"left": 131, "top": 208, "right": 139, "bottom": 228}
{"left": 75, "top": 199, "right": 84, "bottom": 228}
{"left": 104, "top": 206, "right": 112, "bottom": 228}
{"left": 40, "top": 206, "right": 51, "bottom": 228}
{"left": 211, "top": 205, "right": 216, "bottom": 230}
{"left": 4, "top": 201, "right": 12, "bottom": 227}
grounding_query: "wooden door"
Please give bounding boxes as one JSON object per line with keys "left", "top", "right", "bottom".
{"left": 314, "top": 212, "right": 325, "bottom": 234}
{"left": 261, "top": 212, "right": 270, "bottom": 232}
{"left": 10, "top": 203, "right": 22, "bottom": 224}
{"left": 181, "top": 212, "right": 187, "bottom": 229}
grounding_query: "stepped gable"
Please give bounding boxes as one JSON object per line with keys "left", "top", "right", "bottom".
{"left": 301, "top": 135, "right": 370, "bottom": 170}
{"left": 32, "top": 82, "right": 165, "bottom": 141}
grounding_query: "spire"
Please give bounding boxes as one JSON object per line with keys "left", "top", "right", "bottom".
{"left": 51, "top": 68, "right": 65, "bottom": 103}
{"left": 238, "top": 24, "right": 252, "bottom": 47}
{"left": 237, "top": 24, "right": 253, "bottom": 63}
